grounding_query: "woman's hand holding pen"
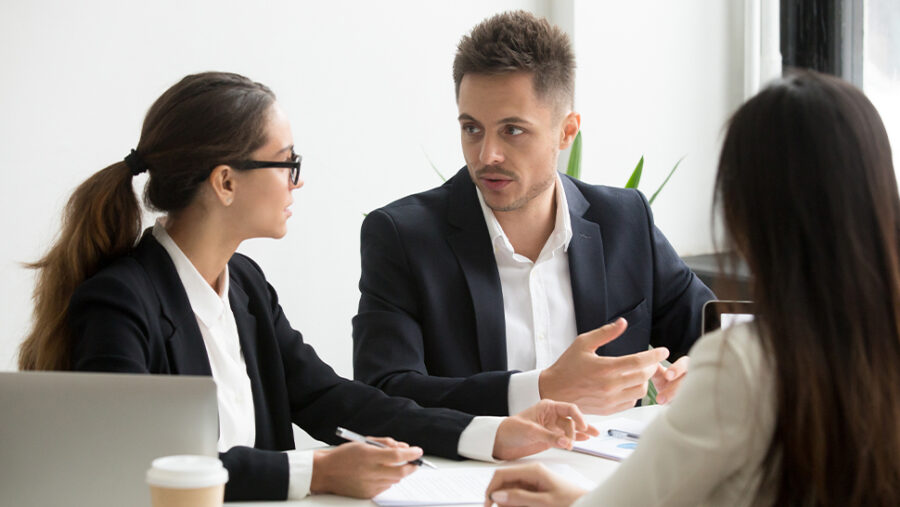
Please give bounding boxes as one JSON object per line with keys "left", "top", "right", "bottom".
{"left": 310, "top": 437, "right": 422, "bottom": 498}
{"left": 493, "top": 399, "right": 599, "bottom": 460}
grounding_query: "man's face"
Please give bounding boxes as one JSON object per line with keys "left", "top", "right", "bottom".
{"left": 457, "top": 72, "right": 578, "bottom": 213}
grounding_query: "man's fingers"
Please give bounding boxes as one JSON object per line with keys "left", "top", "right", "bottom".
{"left": 600, "top": 348, "right": 669, "bottom": 379}
{"left": 529, "top": 421, "right": 572, "bottom": 449}
{"left": 626, "top": 347, "right": 670, "bottom": 371}
{"left": 548, "top": 401, "right": 592, "bottom": 433}
{"left": 665, "top": 356, "right": 690, "bottom": 380}
{"left": 619, "top": 366, "right": 657, "bottom": 389}
{"left": 554, "top": 415, "right": 576, "bottom": 442}
{"left": 367, "top": 436, "right": 403, "bottom": 448}
{"left": 611, "top": 397, "right": 642, "bottom": 413}
{"left": 378, "top": 462, "right": 419, "bottom": 480}
{"left": 373, "top": 445, "right": 424, "bottom": 466}
{"left": 657, "top": 373, "right": 688, "bottom": 404}
{"left": 578, "top": 318, "right": 628, "bottom": 352}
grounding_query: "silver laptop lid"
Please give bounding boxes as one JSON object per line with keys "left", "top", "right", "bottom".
{"left": 0, "top": 371, "right": 218, "bottom": 507}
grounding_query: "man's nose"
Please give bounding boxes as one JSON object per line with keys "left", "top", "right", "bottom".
{"left": 479, "top": 134, "right": 504, "bottom": 166}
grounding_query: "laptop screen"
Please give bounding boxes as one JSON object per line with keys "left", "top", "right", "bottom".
{"left": 0, "top": 371, "right": 218, "bottom": 507}
{"left": 702, "top": 300, "right": 755, "bottom": 334}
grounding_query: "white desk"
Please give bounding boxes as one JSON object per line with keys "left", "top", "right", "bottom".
{"left": 230, "top": 405, "right": 663, "bottom": 506}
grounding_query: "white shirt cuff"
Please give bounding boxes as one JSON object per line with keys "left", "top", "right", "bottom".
{"left": 457, "top": 416, "right": 504, "bottom": 462}
{"left": 508, "top": 369, "right": 543, "bottom": 415}
{"left": 285, "top": 449, "right": 315, "bottom": 499}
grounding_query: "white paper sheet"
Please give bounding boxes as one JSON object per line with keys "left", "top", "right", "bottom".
{"left": 571, "top": 416, "right": 649, "bottom": 461}
{"left": 373, "top": 464, "right": 595, "bottom": 506}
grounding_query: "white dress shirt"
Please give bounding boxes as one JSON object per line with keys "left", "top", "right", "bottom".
{"left": 152, "top": 220, "right": 502, "bottom": 499}
{"left": 476, "top": 174, "right": 579, "bottom": 415}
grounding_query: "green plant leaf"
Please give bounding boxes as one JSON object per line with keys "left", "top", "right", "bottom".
{"left": 646, "top": 379, "right": 658, "bottom": 405}
{"left": 421, "top": 147, "right": 447, "bottom": 182}
{"left": 625, "top": 156, "right": 644, "bottom": 189}
{"left": 565, "top": 131, "right": 582, "bottom": 179}
{"left": 648, "top": 156, "right": 684, "bottom": 205}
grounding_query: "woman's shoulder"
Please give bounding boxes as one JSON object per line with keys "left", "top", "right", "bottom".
{"left": 691, "top": 322, "right": 764, "bottom": 362}
{"left": 227, "top": 252, "right": 265, "bottom": 282}
{"left": 73, "top": 232, "right": 176, "bottom": 305}
{"left": 80, "top": 253, "right": 149, "bottom": 290}
{"left": 688, "top": 322, "right": 771, "bottom": 398}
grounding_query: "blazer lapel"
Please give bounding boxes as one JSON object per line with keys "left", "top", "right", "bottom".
{"left": 133, "top": 232, "right": 212, "bottom": 376}
{"left": 562, "top": 177, "right": 610, "bottom": 337}
{"left": 227, "top": 276, "right": 279, "bottom": 449}
{"left": 227, "top": 280, "right": 259, "bottom": 376}
{"left": 446, "top": 168, "right": 508, "bottom": 371}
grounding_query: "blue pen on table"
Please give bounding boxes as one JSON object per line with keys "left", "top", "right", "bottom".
{"left": 607, "top": 428, "right": 641, "bottom": 442}
{"left": 335, "top": 427, "right": 438, "bottom": 469}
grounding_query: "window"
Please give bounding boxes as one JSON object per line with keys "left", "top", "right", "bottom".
{"left": 781, "top": 0, "right": 899, "bottom": 169}
{"left": 863, "top": 0, "right": 900, "bottom": 169}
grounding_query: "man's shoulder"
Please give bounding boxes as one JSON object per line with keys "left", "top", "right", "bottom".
{"left": 562, "top": 174, "right": 649, "bottom": 223}
{"left": 375, "top": 171, "right": 461, "bottom": 217}
{"left": 366, "top": 168, "right": 472, "bottom": 231}
{"left": 377, "top": 181, "right": 452, "bottom": 215}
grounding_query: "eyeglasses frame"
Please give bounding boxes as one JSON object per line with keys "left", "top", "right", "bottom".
{"left": 227, "top": 152, "right": 302, "bottom": 185}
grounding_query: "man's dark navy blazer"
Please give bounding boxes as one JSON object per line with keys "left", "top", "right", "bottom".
{"left": 68, "top": 232, "right": 473, "bottom": 502}
{"left": 353, "top": 168, "right": 714, "bottom": 416}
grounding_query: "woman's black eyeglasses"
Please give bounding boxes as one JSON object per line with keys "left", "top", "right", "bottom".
{"left": 229, "top": 152, "right": 302, "bottom": 185}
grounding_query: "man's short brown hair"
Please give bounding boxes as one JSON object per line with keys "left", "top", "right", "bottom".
{"left": 453, "top": 10, "right": 575, "bottom": 110}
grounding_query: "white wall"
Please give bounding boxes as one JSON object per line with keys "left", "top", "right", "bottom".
{"left": 0, "top": 0, "right": 746, "bottom": 374}
{"left": 570, "top": 1, "right": 746, "bottom": 256}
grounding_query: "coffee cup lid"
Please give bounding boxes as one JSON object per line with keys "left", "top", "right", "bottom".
{"left": 146, "top": 455, "right": 228, "bottom": 489}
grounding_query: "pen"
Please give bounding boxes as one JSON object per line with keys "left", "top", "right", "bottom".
{"left": 335, "top": 426, "right": 438, "bottom": 469}
{"left": 607, "top": 428, "right": 641, "bottom": 442}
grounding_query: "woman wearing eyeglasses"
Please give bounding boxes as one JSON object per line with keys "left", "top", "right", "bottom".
{"left": 483, "top": 70, "right": 900, "bottom": 506}
{"left": 18, "top": 72, "right": 598, "bottom": 502}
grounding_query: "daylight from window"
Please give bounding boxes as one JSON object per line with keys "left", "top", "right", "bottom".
{"left": 864, "top": 0, "right": 900, "bottom": 170}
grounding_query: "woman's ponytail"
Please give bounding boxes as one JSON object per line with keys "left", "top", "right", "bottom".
{"left": 19, "top": 71, "right": 276, "bottom": 370}
{"left": 19, "top": 161, "right": 141, "bottom": 370}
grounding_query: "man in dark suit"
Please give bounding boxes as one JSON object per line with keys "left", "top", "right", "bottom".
{"left": 353, "top": 11, "right": 714, "bottom": 417}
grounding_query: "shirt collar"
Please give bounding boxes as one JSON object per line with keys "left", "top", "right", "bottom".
{"left": 152, "top": 219, "right": 230, "bottom": 329}
{"left": 475, "top": 172, "right": 573, "bottom": 255}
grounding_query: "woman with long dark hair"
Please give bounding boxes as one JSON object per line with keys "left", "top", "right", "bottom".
{"left": 18, "top": 71, "right": 598, "bottom": 502}
{"left": 484, "top": 70, "right": 900, "bottom": 506}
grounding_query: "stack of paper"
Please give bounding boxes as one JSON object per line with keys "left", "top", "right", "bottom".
{"left": 373, "top": 464, "right": 596, "bottom": 506}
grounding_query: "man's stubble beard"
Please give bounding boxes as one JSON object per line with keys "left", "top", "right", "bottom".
{"left": 482, "top": 168, "right": 557, "bottom": 213}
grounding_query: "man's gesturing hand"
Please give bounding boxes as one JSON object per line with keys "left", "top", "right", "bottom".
{"left": 651, "top": 355, "right": 690, "bottom": 404}
{"left": 538, "top": 318, "right": 670, "bottom": 414}
{"left": 493, "top": 400, "right": 599, "bottom": 461}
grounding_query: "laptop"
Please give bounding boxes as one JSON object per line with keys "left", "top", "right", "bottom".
{"left": 702, "top": 300, "right": 755, "bottom": 334}
{"left": 0, "top": 371, "right": 218, "bottom": 507}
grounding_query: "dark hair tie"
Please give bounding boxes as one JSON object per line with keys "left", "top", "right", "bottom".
{"left": 124, "top": 149, "right": 149, "bottom": 176}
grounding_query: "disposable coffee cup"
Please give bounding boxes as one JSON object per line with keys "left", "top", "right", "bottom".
{"left": 146, "top": 455, "right": 228, "bottom": 507}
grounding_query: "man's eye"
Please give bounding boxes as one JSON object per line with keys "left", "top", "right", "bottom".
{"left": 505, "top": 126, "right": 524, "bottom": 136}
{"left": 463, "top": 125, "right": 482, "bottom": 135}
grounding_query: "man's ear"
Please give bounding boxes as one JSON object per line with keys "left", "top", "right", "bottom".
{"left": 208, "top": 164, "right": 237, "bottom": 206}
{"left": 559, "top": 112, "right": 581, "bottom": 150}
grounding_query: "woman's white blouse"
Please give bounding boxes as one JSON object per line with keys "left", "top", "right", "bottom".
{"left": 574, "top": 323, "right": 776, "bottom": 507}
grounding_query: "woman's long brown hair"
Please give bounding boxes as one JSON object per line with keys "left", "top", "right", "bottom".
{"left": 716, "top": 70, "right": 900, "bottom": 505}
{"left": 19, "top": 72, "right": 275, "bottom": 370}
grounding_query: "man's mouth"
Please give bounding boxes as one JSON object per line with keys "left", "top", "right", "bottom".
{"left": 480, "top": 176, "right": 513, "bottom": 191}
{"left": 476, "top": 168, "right": 517, "bottom": 192}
